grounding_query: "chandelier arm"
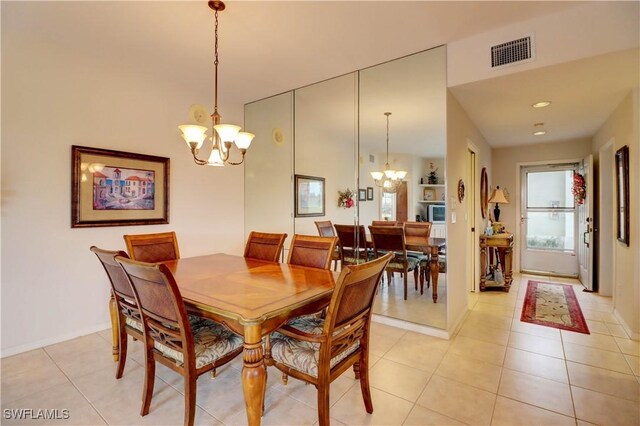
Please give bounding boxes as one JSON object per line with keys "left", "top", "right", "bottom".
{"left": 189, "top": 145, "right": 211, "bottom": 166}
{"left": 226, "top": 151, "right": 247, "bottom": 166}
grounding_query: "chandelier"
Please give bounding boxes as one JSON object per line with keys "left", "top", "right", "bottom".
{"left": 178, "top": 1, "right": 254, "bottom": 166}
{"left": 370, "top": 112, "right": 407, "bottom": 191}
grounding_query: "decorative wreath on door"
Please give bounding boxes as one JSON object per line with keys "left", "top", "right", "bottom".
{"left": 572, "top": 172, "right": 586, "bottom": 205}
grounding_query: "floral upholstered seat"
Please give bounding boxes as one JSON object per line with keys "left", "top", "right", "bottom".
{"left": 269, "top": 316, "right": 359, "bottom": 378}
{"left": 126, "top": 316, "right": 243, "bottom": 369}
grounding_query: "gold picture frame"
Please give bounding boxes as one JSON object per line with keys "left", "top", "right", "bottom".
{"left": 423, "top": 188, "right": 436, "bottom": 201}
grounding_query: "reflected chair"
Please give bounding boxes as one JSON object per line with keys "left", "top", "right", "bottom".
{"left": 314, "top": 221, "right": 341, "bottom": 271}
{"left": 403, "top": 221, "right": 432, "bottom": 293}
{"left": 244, "top": 231, "right": 288, "bottom": 262}
{"left": 115, "top": 256, "right": 243, "bottom": 426}
{"left": 123, "top": 231, "right": 180, "bottom": 263}
{"left": 90, "top": 246, "right": 142, "bottom": 378}
{"left": 371, "top": 220, "right": 398, "bottom": 226}
{"left": 288, "top": 234, "right": 338, "bottom": 270}
{"left": 265, "top": 252, "right": 393, "bottom": 426}
{"left": 333, "top": 224, "right": 370, "bottom": 267}
{"left": 368, "top": 226, "right": 419, "bottom": 300}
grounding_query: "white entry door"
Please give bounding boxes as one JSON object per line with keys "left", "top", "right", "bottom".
{"left": 578, "top": 155, "right": 594, "bottom": 290}
{"left": 520, "top": 164, "right": 579, "bottom": 276}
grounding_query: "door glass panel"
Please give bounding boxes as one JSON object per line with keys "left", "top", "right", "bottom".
{"left": 381, "top": 192, "right": 396, "bottom": 220}
{"left": 526, "top": 211, "right": 575, "bottom": 251}
{"left": 527, "top": 170, "right": 574, "bottom": 208}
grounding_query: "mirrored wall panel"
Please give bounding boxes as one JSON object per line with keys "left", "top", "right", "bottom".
{"left": 245, "top": 92, "right": 295, "bottom": 252}
{"left": 294, "top": 73, "right": 358, "bottom": 236}
{"left": 359, "top": 46, "right": 447, "bottom": 328}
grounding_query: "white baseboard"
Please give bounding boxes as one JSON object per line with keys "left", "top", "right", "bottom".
{"left": 1, "top": 322, "right": 112, "bottom": 358}
{"left": 613, "top": 309, "right": 640, "bottom": 341}
{"left": 447, "top": 307, "right": 469, "bottom": 337}
{"left": 372, "top": 314, "right": 450, "bottom": 340}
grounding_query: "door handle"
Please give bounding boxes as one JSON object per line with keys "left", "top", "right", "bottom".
{"left": 583, "top": 231, "right": 589, "bottom": 248}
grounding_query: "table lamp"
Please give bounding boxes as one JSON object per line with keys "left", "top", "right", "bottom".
{"left": 488, "top": 186, "right": 509, "bottom": 223}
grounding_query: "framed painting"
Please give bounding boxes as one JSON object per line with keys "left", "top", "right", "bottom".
{"left": 615, "top": 145, "right": 629, "bottom": 246}
{"left": 71, "top": 145, "right": 170, "bottom": 228}
{"left": 367, "top": 186, "right": 374, "bottom": 200}
{"left": 295, "top": 175, "right": 325, "bottom": 217}
{"left": 423, "top": 188, "right": 436, "bottom": 201}
{"left": 358, "top": 188, "right": 367, "bottom": 202}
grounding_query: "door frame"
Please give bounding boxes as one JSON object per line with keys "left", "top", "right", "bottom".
{"left": 514, "top": 158, "right": 583, "bottom": 274}
{"left": 598, "top": 140, "right": 615, "bottom": 297}
{"left": 466, "top": 140, "right": 479, "bottom": 292}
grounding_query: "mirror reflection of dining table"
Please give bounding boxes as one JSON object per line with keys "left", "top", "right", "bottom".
{"left": 161, "top": 253, "right": 338, "bottom": 426}
{"left": 367, "top": 235, "right": 446, "bottom": 303}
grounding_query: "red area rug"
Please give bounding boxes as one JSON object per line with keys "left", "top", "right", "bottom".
{"left": 521, "top": 280, "right": 590, "bottom": 334}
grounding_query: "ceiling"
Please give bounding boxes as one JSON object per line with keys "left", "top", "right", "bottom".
{"left": 449, "top": 48, "right": 640, "bottom": 147}
{"left": 6, "top": 1, "right": 638, "bottom": 148}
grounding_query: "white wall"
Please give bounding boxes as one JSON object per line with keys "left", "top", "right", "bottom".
{"left": 1, "top": 4, "right": 245, "bottom": 355}
{"left": 446, "top": 92, "right": 492, "bottom": 334}
{"left": 447, "top": 2, "right": 640, "bottom": 87}
{"left": 592, "top": 89, "right": 640, "bottom": 339}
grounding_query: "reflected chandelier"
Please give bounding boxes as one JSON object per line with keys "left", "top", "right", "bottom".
{"left": 178, "top": 1, "right": 254, "bottom": 166}
{"left": 370, "top": 112, "right": 407, "bottom": 191}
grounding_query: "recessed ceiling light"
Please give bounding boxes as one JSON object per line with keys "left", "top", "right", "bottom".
{"left": 532, "top": 101, "right": 551, "bottom": 108}
{"left": 533, "top": 131, "right": 547, "bottom": 136}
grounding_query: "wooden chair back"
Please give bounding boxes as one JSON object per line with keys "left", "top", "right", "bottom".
{"left": 314, "top": 220, "right": 336, "bottom": 237}
{"left": 326, "top": 252, "right": 393, "bottom": 330}
{"left": 334, "top": 225, "right": 367, "bottom": 266}
{"left": 404, "top": 221, "right": 432, "bottom": 239}
{"left": 91, "top": 246, "right": 141, "bottom": 379}
{"left": 123, "top": 231, "right": 180, "bottom": 263}
{"left": 90, "top": 246, "right": 134, "bottom": 300}
{"left": 287, "top": 235, "right": 338, "bottom": 270}
{"left": 371, "top": 220, "right": 398, "bottom": 226}
{"left": 244, "top": 231, "right": 288, "bottom": 262}
{"left": 368, "top": 225, "right": 406, "bottom": 254}
{"left": 115, "top": 257, "right": 192, "bottom": 357}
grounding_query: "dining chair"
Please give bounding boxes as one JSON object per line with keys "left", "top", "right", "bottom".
{"left": 90, "top": 246, "right": 142, "bottom": 378}
{"left": 371, "top": 220, "right": 398, "bottom": 226}
{"left": 314, "top": 220, "right": 340, "bottom": 270}
{"left": 333, "top": 224, "right": 370, "bottom": 267}
{"left": 265, "top": 252, "right": 393, "bottom": 426}
{"left": 114, "top": 256, "right": 243, "bottom": 426}
{"left": 403, "top": 221, "right": 432, "bottom": 293}
{"left": 244, "top": 231, "right": 288, "bottom": 262}
{"left": 288, "top": 234, "right": 338, "bottom": 270}
{"left": 123, "top": 231, "right": 180, "bottom": 263}
{"left": 368, "top": 226, "right": 419, "bottom": 300}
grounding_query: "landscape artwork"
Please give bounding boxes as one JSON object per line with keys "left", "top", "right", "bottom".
{"left": 92, "top": 166, "right": 155, "bottom": 210}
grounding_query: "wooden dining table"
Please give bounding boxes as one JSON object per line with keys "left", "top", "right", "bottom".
{"left": 161, "top": 253, "right": 337, "bottom": 426}
{"left": 367, "top": 235, "right": 446, "bottom": 303}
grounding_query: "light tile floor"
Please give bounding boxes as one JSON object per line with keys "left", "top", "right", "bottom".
{"left": 2, "top": 274, "right": 639, "bottom": 425}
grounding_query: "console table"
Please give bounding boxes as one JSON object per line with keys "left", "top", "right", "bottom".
{"left": 480, "top": 233, "right": 514, "bottom": 292}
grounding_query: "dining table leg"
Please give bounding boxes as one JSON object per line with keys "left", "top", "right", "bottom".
{"left": 242, "top": 324, "right": 266, "bottom": 426}
{"left": 429, "top": 246, "right": 439, "bottom": 303}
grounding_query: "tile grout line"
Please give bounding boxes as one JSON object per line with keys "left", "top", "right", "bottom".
{"left": 41, "top": 346, "right": 110, "bottom": 426}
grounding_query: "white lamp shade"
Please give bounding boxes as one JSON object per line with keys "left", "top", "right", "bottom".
{"left": 383, "top": 180, "right": 392, "bottom": 188}
{"left": 384, "top": 169, "right": 396, "bottom": 179}
{"left": 235, "top": 132, "right": 255, "bottom": 149}
{"left": 395, "top": 170, "right": 407, "bottom": 180}
{"left": 214, "top": 124, "right": 241, "bottom": 142}
{"left": 207, "top": 148, "right": 225, "bottom": 166}
{"left": 371, "top": 171, "right": 384, "bottom": 180}
{"left": 179, "top": 125, "right": 208, "bottom": 149}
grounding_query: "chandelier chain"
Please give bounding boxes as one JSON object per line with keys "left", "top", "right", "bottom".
{"left": 213, "top": 8, "right": 219, "bottom": 114}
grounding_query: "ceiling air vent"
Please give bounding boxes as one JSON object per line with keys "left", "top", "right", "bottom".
{"left": 491, "top": 35, "right": 535, "bottom": 69}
